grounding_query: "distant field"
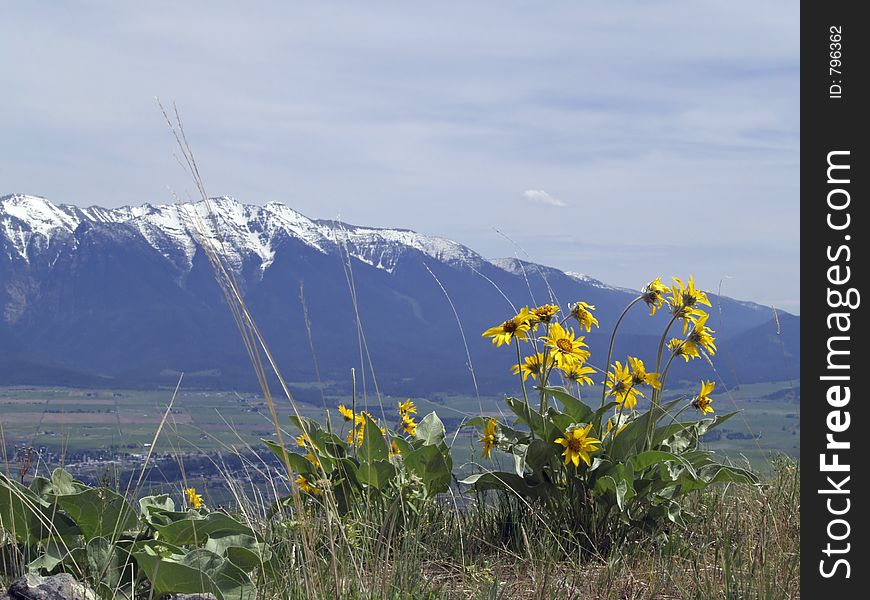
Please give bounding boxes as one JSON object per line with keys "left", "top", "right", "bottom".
{"left": 0, "top": 380, "right": 798, "bottom": 472}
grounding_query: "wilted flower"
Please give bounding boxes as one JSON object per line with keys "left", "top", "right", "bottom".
{"left": 480, "top": 418, "right": 497, "bottom": 459}
{"left": 570, "top": 302, "right": 599, "bottom": 332}
{"left": 692, "top": 380, "right": 716, "bottom": 414}
{"left": 641, "top": 277, "right": 669, "bottom": 315}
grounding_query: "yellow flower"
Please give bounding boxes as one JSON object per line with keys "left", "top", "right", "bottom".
{"left": 606, "top": 417, "right": 627, "bottom": 438}
{"left": 296, "top": 433, "right": 315, "bottom": 449}
{"left": 479, "top": 418, "right": 497, "bottom": 459}
{"left": 668, "top": 276, "right": 712, "bottom": 333}
{"left": 397, "top": 399, "right": 417, "bottom": 419}
{"left": 295, "top": 474, "right": 320, "bottom": 495}
{"left": 668, "top": 337, "right": 696, "bottom": 362}
{"left": 605, "top": 361, "right": 643, "bottom": 410}
{"left": 570, "top": 302, "right": 599, "bottom": 332}
{"left": 692, "top": 380, "right": 716, "bottom": 414}
{"left": 560, "top": 363, "right": 596, "bottom": 386}
{"left": 338, "top": 404, "right": 354, "bottom": 421}
{"left": 389, "top": 440, "right": 401, "bottom": 457}
{"left": 184, "top": 487, "right": 203, "bottom": 509}
{"left": 627, "top": 356, "right": 661, "bottom": 389}
{"left": 402, "top": 414, "right": 417, "bottom": 436}
{"left": 482, "top": 308, "right": 533, "bottom": 347}
{"left": 512, "top": 352, "right": 553, "bottom": 381}
{"left": 541, "top": 322, "right": 590, "bottom": 369}
{"left": 555, "top": 424, "right": 600, "bottom": 467}
{"left": 683, "top": 312, "right": 717, "bottom": 357}
{"left": 641, "top": 277, "right": 669, "bottom": 315}
{"left": 530, "top": 304, "right": 560, "bottom": 326}
{"left": 305, "top": 452, "right": 320, "bottom": 468}
{"left": 346, "top": 411, "right": 372, "bottom": 446}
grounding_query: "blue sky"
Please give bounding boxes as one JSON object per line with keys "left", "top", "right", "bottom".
{"left": 0, "top": 1, "right": 799, "bottom": 313}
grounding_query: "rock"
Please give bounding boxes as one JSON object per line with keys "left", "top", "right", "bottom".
{"left": 169, "top": 596, "right": 218, "bottom": 600}
{"left": 1, "top": 574, "right": 98, "bottom": 600}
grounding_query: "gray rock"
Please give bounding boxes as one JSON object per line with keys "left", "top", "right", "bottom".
{"left": 169, "top": 596, "right": 219, "bottom": 600}
{"left": 1, "top": 574, "right": 98, "bottom": 600}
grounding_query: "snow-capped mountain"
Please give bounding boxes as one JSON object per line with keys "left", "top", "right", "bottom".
{"left": 1, "top": 193, "right": 490, "bottom": 275}
{"left": 0, "top": 193, "right": 797, "bottom": 392}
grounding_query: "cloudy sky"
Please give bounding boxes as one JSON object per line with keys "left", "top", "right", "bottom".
{"left": 0, "top": 1, "right": 799, "bottom": 313}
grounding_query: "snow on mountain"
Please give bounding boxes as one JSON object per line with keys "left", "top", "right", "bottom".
{"left": 0, "top": 194, "right": 499, "bottom": 276}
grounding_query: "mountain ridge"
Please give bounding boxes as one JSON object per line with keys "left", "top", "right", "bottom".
{"left": 1, "top": 193, "right": 797, "bottom": 394}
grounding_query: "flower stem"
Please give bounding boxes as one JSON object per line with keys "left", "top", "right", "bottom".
{"left": 599, "top": 296, "right": 643, "bottom": 411}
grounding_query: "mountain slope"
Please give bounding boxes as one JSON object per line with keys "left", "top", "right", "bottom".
{"left": 1, "top": 193, "right": 797, "bottom": 394}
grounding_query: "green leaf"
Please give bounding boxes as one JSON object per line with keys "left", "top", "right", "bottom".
{"left": 542, "top": 386, "right": 593, "bottom": 422}
{"left": 204, "top": 532, "right": 271, "bottom": 572}
{"left": 357, "top": 459, "right": 397, "bottom": 491}
{"left": 515, "top": 439, "right": 558, "bottom": 476}
{"left": 86, "top": 537, "right": 130, "bottom": 590}
{"left": 132, "top": 542, "right": 226, "bottom": 599}
{"left": 0, "top": 474, "right": 54, "bottom": 544}
{"left": 414, "top": 412, "right": 446, "bottom": 446}
{"left": 262, "top": 440, "right": 317, "bottom": 475}
{"left": 405, "top": 444, "right": 451, "bottom": 495}
{"left": 608, "top": 398, "right": 682, "bottom": 460}
{"left": 359, "top": 414, "right": 389, "bottom": 463}
{"left": 50, "top": 488, "right": 139, "bottom": 540}
{"left": 148, "top": 511, "right": 255, "bottom": 546}
{"left": 460, "top": 472, "right": 554, "bottom": 499}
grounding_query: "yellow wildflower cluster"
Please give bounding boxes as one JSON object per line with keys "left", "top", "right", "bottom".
{"left": 605, "top": 357, "right": 660, "bottom": 411}
{"left": 483, "top": 302, "right": 598, "bottom": 385}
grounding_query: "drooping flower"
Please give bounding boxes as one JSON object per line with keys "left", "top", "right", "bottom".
{"left": 184, "top": 487, "right": 203, "bottom": 509}
{"left": 641, "top": 277, "right": 669, "bottom": 315}
{"left": 389, "top": 440, "right": 402, "bottom": 457}
{"left": 606, "top": 417, "right": 627, "bottom": 438}
{"left": 295, "top": 474, "right": 320, "bottom": 495}
{"left": 570, "top": 302, "right": 599, "bottom": 332}
{"left": 560, "top": 363, "right": 596, "bottom": 386}
{"left": 482, "top": 308, "right": 533, "bottom": 347}
{"left": 338, "top": 404, "right": 354, "bottom": 421}
{"left": 692, "top": 380, "right": 716, "bottom": 414}
{"left": 512, "top": 352, "right": 553, "bottom": 381}
{"left": 401, "top": 414, "right": 417, "bottom": 436}
{"left": 397, "top": 399, "right": 417, "bottom": 419}
{"left": 605, "top": 361, "right": 643, "bottom": 410}
{"left": 541, "top": 322, "right": 591, "bottom": 369}
{"left": 479, "top": 418, "right": 497, "bottom": 459}
{"left": 555, "top": 424, "right": 601, "bottom": 467}
{"left": 668, "top": 337, "right": 695, "bottom": 362}
{"left": 530, "top": 304, "right": 560, "bottom": 326}
{"left": 628, "top": 356, "right": 661, "bottom": 389}
{"left": 683, "top": 312, "right": 717, "bottom": 357}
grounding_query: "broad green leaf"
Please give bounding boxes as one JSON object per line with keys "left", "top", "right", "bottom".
{"left": 357, "top": 459, "right": 396, "bottom": 491}
{"left": 414, "top": 412, "right": 446, "bottom": 446}
{"left": 149, "top": 511, "right": 255, "bottom": 546}
{"left": 542, "top": 386, "right": 594, "bottom": 422}
{"left": 50, "top": 488, "right": 139, "bottom": 540}
{"left": 86, "top": 537, "right": 130, "bottom": 590}
{"left": 460, "top": 471, "right": 554, "bottom": 499}
{"left": 205, "top": 533, "right": 270, "bottom": 571}
{"left": 132, "top": 543, "right": 226, "bottom": 599}
{"left": 405, "top": 444, "right": 451, "bottom": 495}
{"left": 359, "top": 414, "right": 388, "bottom": 463}
{"left": 262, "top": 440, "right": 317, "bottom": 475}
{"left": 607, "top": 399, "right": 682, "bottom": 460}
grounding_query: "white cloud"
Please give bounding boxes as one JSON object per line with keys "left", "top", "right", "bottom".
{"left": 523, "top": 189, "right": 566, "bottom": 207}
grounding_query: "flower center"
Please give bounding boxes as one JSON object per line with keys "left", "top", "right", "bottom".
{"left": 556, "top": 338, "right": 573, "bottom": 353}
{"left": 503, "top": 319, "right": 518, "bottom": 333}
